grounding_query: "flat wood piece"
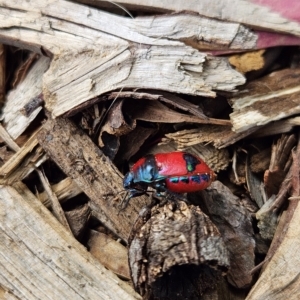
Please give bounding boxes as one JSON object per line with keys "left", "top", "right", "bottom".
{"left": 230, "top": 69, "right": 300, "bottom": 133}
{"left": 1, "top": 56, "right": 49, "bottom": 139}
{"left": 0, "top": 183, "right": 139, "bottom": 300}
{"left": 247, "top": 199, "right": 300, "bottom": 300}
{"left": 95, "top": 0, "right": 300, "bottom": 37}
{"left": 0, "top": 0, "right": 245, "bottom": 118}
{"left": 198, "top": 181, "right": 255, "bottom": 288}
{"left": 39, "top": 177, "right": 82, "bottom": 208}
{"left": 163, "top": 125, "right": 258, "bottom": 149}
{"left": 37, "top": 117, "right": 150, "bottom": 242}
{"left": 0, "top": 128, "right": 47, "bottom": 185}
{"left": 88, "top": 230, "right": 130, "bottom": 280}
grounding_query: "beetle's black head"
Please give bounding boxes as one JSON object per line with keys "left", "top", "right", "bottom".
{"left": 123, "top": 171, "right": 148, "bottom": 199}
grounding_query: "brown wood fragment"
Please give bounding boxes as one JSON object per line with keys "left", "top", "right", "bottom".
{"left": 246, "top": 158, "right": 266, "bottom": 208}
{"left": 0, "top": 123, "right": 20, "bottom": 152}
{"left": 128, "top": 202, "right": 229, "bottom": 298}
{"left": 12, "top": 52, "right": 39, "bottom": 87}
{"left": 248, "top": 134, "right": 300, "bottom": 298}
{"left": 65, "top": 203, "right": 91, "bottom": 238}
{"left": 0, "top": 146, "right": 14, "bottom": 164}
{"left": 126, "top": 99, "right": 231, "bottom": 126}
{"left": 99, "top": 99, "right": 136, "bottom": 147}
{"left": 250, "top": 148, "right": 271, "bottom": 173}
{"left": 37, "top": 117, "right": 150, "bottom": 242}
{"left": 105, "top": 90, "right": 207, "bottom": 119}
{"left": 163, "top": 125, "right": 258, "bottom": 149}
{"left": 0, "top": 44, "right": 5, "bottom": 106}
{"left": 197, "top": 181, "right": 255, "bottom": 288}
{"left": 38, "top": 177, "right": 82, "bottom": 208}
{"left": 264, "top": 134, "right": 296, "bottom": 198}
{"left": 1, "top": 56, "right": 50, "bottom": 139}
{"left": 252, "top": 116, "right": 300, "bottom": 138}
{"left": 88, "top": 230, "right": 130, "bottom": 280}
{"left": 0, "top": 182, "right": 139, "bottom": 299}
{"left": 115, "top": 126, "right": 156, "bottom": 163}
{"left": 230, "top": 69, "right": 300, "bottom": 133}
{"left": 36, "top": 168, "right": 72, "bottom": 233}
{"left": 0, "top": 128, "right": 47, "bottom": 185}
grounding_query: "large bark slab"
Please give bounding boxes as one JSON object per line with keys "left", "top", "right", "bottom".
{"left": 37, "top": 117, "right": 150, "bottom": 242}
{"left": 95, "top": 0, "right": 300, "bottom": 37}
{"left": 0, "top": 183, "right": 139, "bottom": 300}
{"left": 0, "top": 0, "right": 245, "bottom": 118}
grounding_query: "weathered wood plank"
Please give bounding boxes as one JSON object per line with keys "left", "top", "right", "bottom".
{"left": 0, "top": 0, "right": 245, "bottom": 118}
{"left": 230, "top": 69, "right": 300, "bottom": 133}
{"left": 1, "top": 56, "right": 50, "bottom": 139}
{"left": 37, "top": 117, "right": 150, "bottom": 242}
{"left": 0, "top": 183, "right": 140, "bottom": 300}
{"left": 94, "top": 0, "right": 300, "bottom": 36}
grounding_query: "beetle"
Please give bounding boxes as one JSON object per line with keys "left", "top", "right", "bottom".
{"left": 122, "top": 151, "right": 215, "bottom": 206}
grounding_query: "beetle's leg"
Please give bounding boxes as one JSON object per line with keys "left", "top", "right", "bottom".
{"left": 118, "top": 188, "right": 148, "bottom": 213}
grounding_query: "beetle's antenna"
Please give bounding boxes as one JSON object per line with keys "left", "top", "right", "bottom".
{"left": 105, "top": 1, "right": 134, "bottom": 19}
{"left": 118, "top": 191, "right": 130, "bottom": 214}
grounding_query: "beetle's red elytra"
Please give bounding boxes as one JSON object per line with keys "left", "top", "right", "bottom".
{"left": 123, "top": 151, "right": 215, "bottom": 202}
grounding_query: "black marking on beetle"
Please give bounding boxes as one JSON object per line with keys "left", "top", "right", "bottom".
{"left": 191, "top": 175, "right": 201, "bottom": 183}
{"left": 180, "top": 176, "right": 189, "bottom": 184}
{"left": 169, "top": 177, "right": 179, "bottom": 184}
{"left": 183, "top": 153, "right": 201, "bottom": 173}
{"left": 201, "top": 173, "right": 210, "bottom": 182}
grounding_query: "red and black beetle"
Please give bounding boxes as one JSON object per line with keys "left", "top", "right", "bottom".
{"left": 123, "top": 151, "right": 215, "bottom": 205}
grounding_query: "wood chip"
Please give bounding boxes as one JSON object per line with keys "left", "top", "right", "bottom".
{"left": 0, "top": 182, "right": 138, "bottom": 299}
{"left": 37, "top": 117, "right": 151, "bottom": 242}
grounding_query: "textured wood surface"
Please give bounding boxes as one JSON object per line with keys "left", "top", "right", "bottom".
{"left": 37, "top": 117, "right": 150, "bottom": 242}
{"left": 0, "top": 0, "right": 245, "bottom": 118}
{"left": 0, "top": 183, "right": 140, "bottom": 300}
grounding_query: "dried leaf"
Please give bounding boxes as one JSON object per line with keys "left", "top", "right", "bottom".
{"left": 88, "top": 230, "right": 130, "bottom": 280}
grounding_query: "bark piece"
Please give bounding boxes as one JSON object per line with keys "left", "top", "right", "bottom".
{"left": 37, "top": 117, "right": 150, "bottom": 242}
{"left": 197, "top": 181, "right": 255, "bottom": 288}
{"left": 0, "top": 44, "right": 5, "bottom": 106}
{"left": 256, "top": 195, "right": 279, "bottom": 241}
{"left": 65, "top": 204, "right": 91, "bottom": 238}
{"left": 0, "top": 182, "right": 139, "bottom": 300}
{"left": 230, "top": 69, "right": 300, "bottom": 133}
{"left": 163, "top": 125, "right": 258, "bottom": 149}
{"left": 128, "top": 203, "right": 229, "bottom": 298}
{"left": 104, "top": 90, "right": 207, "bottom": 119}
{"left": 247, "top": 201, "right": 300, "bottom": 299}
{"left": 0, "top": 128, "right": 47, "bottom": 185}
{"left": 0, "top": 123, "right": 20, "bottom": 152}
{"left": 1, "top": 56, "right": 50, "bottom": 139}
{"left": 88, "top": 230, "right": 130, "bottom": 280}
{"left": 252, "top": 116, "right": 300, "bottom": 137}
{"left": 264, "top": 134, "right": 296, "bottom": 198}
{"left": 38, "top": 177, "right": 82, "bottom": 208}
{"left": 126, "top": 99, "right": 231, "bottom": 126}
{"left": 246, "top": 159, "right": 266, "bottom": 208}
{"left": 36, "top": 168, "right": 72, "bottom": 233}
{"left": 0, "top": 1, "right": 245, "bottom": 118}
{"left": 0, "top": 146, "right": 14, "bottom": 165}
{"left": 115, "top": 126, "right": 156, "bottom": 163}
{"left": 97, "top": 0, "right": 300, "bottom": 37}
{"left": 98, "top": 99, "right": 136, "bottom": 147}
{"left": 250, "top": 148, "right": 271, "bottom": 173}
